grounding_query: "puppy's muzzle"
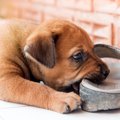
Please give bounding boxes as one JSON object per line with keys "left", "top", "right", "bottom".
{"left": 99, "top": 64, "right": 110, "bottom": 79}
{"left": 60, "top": 64, "right": 110, "bottom": 94}
{"left": 86, "top": 63, "right": 110, "bottom": 85}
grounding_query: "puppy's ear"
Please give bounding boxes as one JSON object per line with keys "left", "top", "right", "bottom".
{"left": 24, "top": 31, "right": 58, "bottom": 68}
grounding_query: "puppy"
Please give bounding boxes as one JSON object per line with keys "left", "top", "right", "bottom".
{"left": 0, "top": 19, "right": 109, "bottom": 113}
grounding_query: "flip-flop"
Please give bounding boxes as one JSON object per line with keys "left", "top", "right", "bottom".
{"left": 80, "top": 44, "right": 120, "bottom": 112}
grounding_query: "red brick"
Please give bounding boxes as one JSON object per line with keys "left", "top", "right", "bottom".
{"left": 93, "top": 24, "right": 112, "bottom": 39}
{"left": 57, "top": 0, "right": 92, "bottom": 11}
{"left": 113, "top": 18, "right": 120, "bottom": 47}
{"left": 0, "top": 0, "right": 118, "bottom": 46}
{"left": 93, "top": 37, "right": 111, "bottom": 45}
{"left": 56, "top": 0, "right": 76, "bottom": 8}
{"left": 92, "top": 23, "right": 112, "bottom": 45}
{"left": 93, "top": 0, "right": 117, "bottom": 14}
{"left": 44, "top": 14, "right": 56, "bottom": 21}
{"left": 75, "top": 0, "right": 92, "bottom": 11}
{"left": 74, "top": 20, "right": 93, "bottom": 35}
{"left": 42, "top": 6, "right": 74, "bottom": 19}
{"left": 74, "top": 11, "right": 114, "bottom": 25}
{"left": 30, "top": 0, "right": 55, "bottom": 5}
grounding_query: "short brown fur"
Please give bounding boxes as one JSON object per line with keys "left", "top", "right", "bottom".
{"left": 0, "top": 19, "right": 109, "bottom": 113}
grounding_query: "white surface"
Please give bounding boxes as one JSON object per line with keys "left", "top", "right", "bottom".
{"left": 0, "top": 100, "right": 120, "bottom": 120}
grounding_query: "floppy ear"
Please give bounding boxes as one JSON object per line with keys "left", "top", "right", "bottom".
{"left": 24, "top": 31, "right": 57, "bottom": 68}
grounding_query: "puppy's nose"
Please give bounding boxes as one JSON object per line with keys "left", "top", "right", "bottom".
{"left": 100, "top": 64, "right": 109, "bottom": 79}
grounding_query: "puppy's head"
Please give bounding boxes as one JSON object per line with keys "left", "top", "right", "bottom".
{"left": 24, "top": 19, "right": 109, "bottom": 93}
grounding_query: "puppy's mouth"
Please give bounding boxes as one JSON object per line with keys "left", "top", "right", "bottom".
{"left": 59, "top": 73, "right": 105, "bottom": 94}
{"left": 84, "top": 73, "right": 105, "bottom": 84}
{"left": 59, "top": 81, "right": 81, "bottom": 94}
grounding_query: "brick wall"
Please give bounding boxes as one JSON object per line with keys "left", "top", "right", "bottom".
{"left": 0, "top": 0, "right": 120, "bottom": 47}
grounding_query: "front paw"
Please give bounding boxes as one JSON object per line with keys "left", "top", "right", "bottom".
{"left": 48, "top": 91, "right": 81, "bottom": 113}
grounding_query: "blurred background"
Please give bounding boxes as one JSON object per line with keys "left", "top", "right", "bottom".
{"left": 0, "top": 0, "right": 120, "bottom": 47}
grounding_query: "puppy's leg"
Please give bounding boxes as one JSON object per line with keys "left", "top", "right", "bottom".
{"left": 0, "top": 74, "right": 81, "bottom": 113}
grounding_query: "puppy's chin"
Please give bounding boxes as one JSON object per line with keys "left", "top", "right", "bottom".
{"left": 57, "top": 73, "right": 106, "bottom": 94}
{"left": 58, "top": 81, "right": 81, "bottom": 94}
{"left": 84, "top": 73, "right": 106, "bottom": 84}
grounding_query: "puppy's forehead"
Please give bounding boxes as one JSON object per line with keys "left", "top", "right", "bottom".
{"left": 56, "top": 26, "right": 93, "bottom": 55}
{"left": 45, "top": 19, "right": 80, "bottom": 34}
{"left": 42, "top": 19, "right": 93, "bottom": 53}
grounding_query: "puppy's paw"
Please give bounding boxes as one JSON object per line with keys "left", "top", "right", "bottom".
{"left": 48, "top": 92, "right": 81, "bottom": 113}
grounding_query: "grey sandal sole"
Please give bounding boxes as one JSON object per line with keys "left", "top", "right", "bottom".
{"left": 80, "top": 44, "right": 120, "bottom": 112}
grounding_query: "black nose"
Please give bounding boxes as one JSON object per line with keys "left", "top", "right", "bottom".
{"left": 100, "top": 64, "right": 109, "bottom": 79}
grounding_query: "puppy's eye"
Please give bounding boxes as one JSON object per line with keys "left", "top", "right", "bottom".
{"left": 73, "top": 52, "right": 83, "bottom": 61}
{"left": 72, "top": 52, "right": 87, "bottom": 62}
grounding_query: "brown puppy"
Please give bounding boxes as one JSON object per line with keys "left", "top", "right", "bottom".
{"left": 0, "top": 19, "right": 109, "bottom": 113}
